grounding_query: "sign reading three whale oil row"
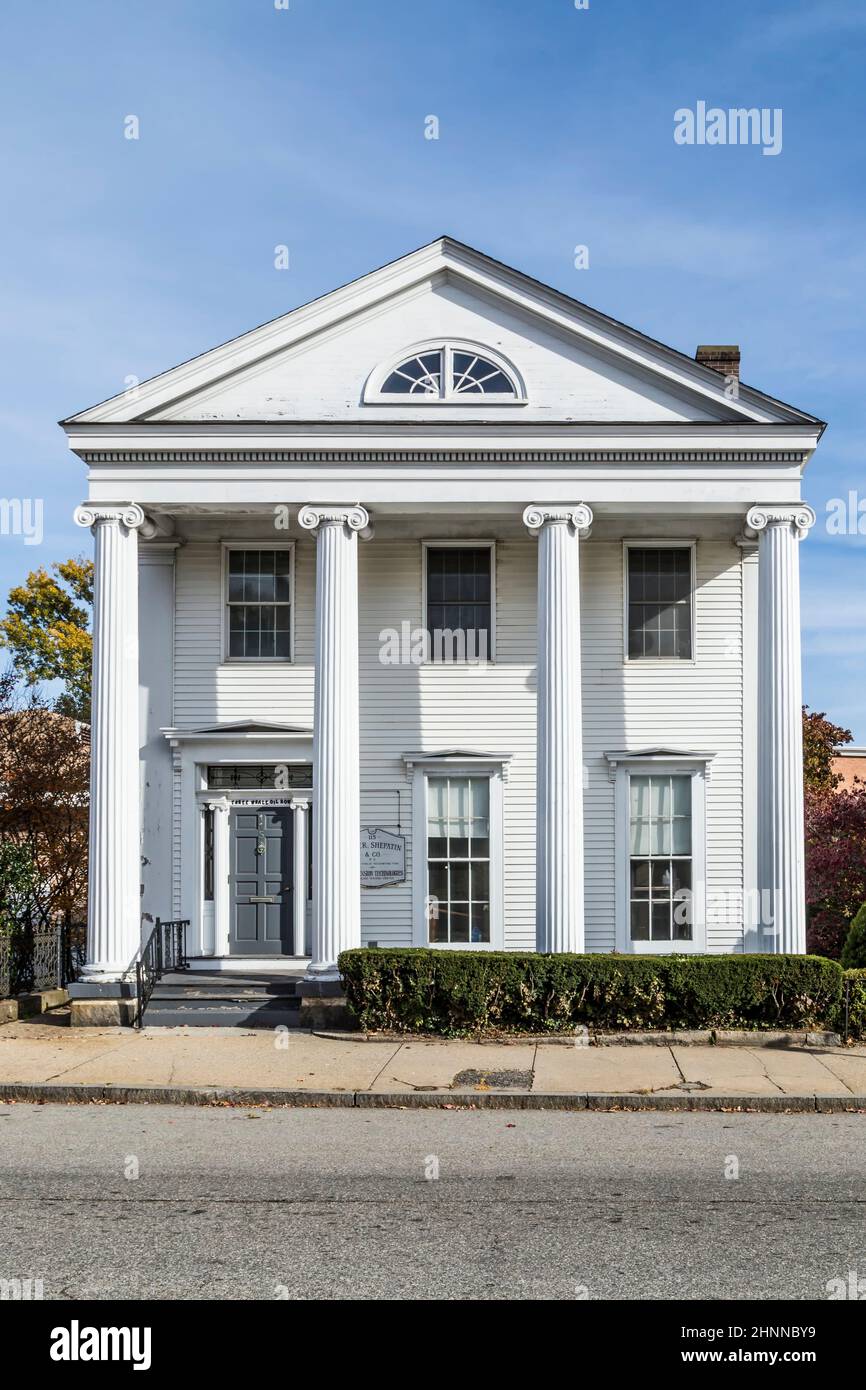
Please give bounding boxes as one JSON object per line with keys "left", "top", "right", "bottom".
{"left": 360, "top": 827, "right": 406, "bottom": 887}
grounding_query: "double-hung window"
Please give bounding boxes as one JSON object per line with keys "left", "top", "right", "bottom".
{"left": 626, "top": 545, "right": 693, "bottom": 659}
{"left": 423, "top": 543, "right": 494, "bottom": 662}
{"left": 426, "top": 775, "right": 491, "bottom": 944}
{"left": 225, "top": 546, "right": 293, "bottom": 660}
{"left": 407, "top": 756, "right": 505, "bottom": 948}
{"left": 629, "top": 774, "right": 693, "bottom": 943}
{"left": 608, "top": 755, "right": 709, "bottom": 953}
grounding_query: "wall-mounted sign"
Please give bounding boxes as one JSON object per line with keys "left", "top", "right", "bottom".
{"left": 360, "top": 827, "right": 406, "bottom": 888}
{"left": 231, "top": 797, "right": 296, "bottom": 808}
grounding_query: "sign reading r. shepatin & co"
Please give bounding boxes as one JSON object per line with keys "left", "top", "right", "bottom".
{"left": 360, "top": 827, "right": 406, "bottom": 887}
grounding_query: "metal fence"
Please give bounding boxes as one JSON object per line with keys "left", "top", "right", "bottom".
{"left": 0, "top": 918, "right": 86, "bottom": 999}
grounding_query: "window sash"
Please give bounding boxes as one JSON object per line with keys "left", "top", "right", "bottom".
{"left": 426, "top": 775, "right": 491, "bottom": 945}
{"left": 626, "top": 546, "right": 693, "bottom": 659}
{"left": 203, "top": 807, "right": 214, "bottom": 902}
{"left": 424, "top": 546, "right": 493, "bottom": 661}
{"left": 225, "top": 548, "right": 292, "bottom": 660}
{"left": 206, "top": 764, "right": 313, "bottom": 791}
{"left": 379, "top": 346, "right": 518, "bottom": 400}
{"left": 628, "top": 774, "right": 693, "bottom": 943}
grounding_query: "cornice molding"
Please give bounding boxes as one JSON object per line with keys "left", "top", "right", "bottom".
{"left": 77, "top": 448, "right": 811, "bottom": 466}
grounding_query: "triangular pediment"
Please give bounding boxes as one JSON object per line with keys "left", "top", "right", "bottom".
{"left": 163, "top": 720, "right": 312, "bottom": 740}
{"left": 64, "top": 238, "right": 819, "bottom": 430}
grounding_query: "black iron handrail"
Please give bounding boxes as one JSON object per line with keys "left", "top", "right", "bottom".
{"left": 135, "top": 918, "right": 189, "bottom": 1027}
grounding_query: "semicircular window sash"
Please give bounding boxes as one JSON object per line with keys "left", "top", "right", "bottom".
{"left": 451, "top": 350, "right": 515, "bottom": 395}
{"left": 382, "top": 350, "right": 443, "bottom": 396}
{"left": 380, "top": 348, "right": 518, "bottom": 398}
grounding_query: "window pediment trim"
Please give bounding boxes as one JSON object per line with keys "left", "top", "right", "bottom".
{"left": 605, "top": 749, "right": 716, "bottom": 782}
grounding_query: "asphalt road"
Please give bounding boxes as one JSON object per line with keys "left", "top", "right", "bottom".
{"left": 1, "top": 1103, "right": 865, "bottom": 1300}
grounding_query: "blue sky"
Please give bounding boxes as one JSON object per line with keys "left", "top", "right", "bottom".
{"left": 1, "top": 0, "right": 864, "bottom": 733}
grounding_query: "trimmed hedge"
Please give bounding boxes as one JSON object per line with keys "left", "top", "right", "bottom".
{"left": 338, "top": 948, "right": 844, "bottom": 1037}
{"left": 841, "top": 905, "right": 866, "bottom": 969}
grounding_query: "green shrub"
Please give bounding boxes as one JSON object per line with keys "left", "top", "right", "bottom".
{"left": 839, "top": 969, "right": 866, "bottom": 1040}
{"left": 841, "top": 904, "right": 866, "bottom": 969}
{"left": 338, "top": 949, "right": 844, "bottom": 1037}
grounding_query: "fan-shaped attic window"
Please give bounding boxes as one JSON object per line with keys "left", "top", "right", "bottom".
{"left": 368, "top": 343, "right": 525, "bottom": 403}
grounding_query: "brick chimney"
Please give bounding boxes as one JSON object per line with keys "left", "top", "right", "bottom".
{"left": 695, "top": 344, "right": 740, "bottom": 379}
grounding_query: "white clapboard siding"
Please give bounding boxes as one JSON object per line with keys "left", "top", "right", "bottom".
{"left": 170, "top": 531, "right": 745, "bottom": 952}
{"left": 582, "top": 539, "right": 745, "bottom": 952}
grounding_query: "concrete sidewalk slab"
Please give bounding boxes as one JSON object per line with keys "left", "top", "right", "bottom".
{"left": 533, "top": 1044, "right": 681, "bottom": 1094}
{"left": 370, "top": 1040, "right": 536, "bottom": 1092}
{"left": 755, "top": 1047, "right": 855, "bottom": 1096}
{"left": 0, "top": 1023, "right": 402, "bottom": 1092}
{"left": 806, "top": 1049, "right": 866, "bottom": 1093}
{"left": 670, "top": 1045, "right": 783, "bottom": 1096}
{"left": 150, "top": 1032, "right": 401, "bottom": 1092}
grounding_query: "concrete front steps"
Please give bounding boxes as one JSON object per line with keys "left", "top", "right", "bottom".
{"left": 142, "top": 970, "right": 304, "bottom": 1028}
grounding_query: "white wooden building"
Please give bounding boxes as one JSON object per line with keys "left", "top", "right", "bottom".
{"left": 62, "top": 238, "right": 824, "bottom": 1004}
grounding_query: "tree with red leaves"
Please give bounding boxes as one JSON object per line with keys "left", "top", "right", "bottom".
{"left": 803, "top": 706, "right": 866, "bottom": 958}
{"left": 0, "top": 671, "right": 89, "bottom": 921}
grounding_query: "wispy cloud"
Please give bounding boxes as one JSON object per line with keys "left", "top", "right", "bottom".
{"left": 757, "top": 0, "right": 866, "bottom": 46}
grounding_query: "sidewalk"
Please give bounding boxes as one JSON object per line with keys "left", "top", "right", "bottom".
{"left": 2, "top": 1017, "right": 866, "bottom": 1110}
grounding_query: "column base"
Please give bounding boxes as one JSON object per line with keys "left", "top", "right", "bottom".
{"left": 69, "top": 998, "right": 138, "bottom": 1028}
{"left": 67, "top": 978, "right": 138, "bottom": 1026}
{"left": 67, "top": 980, "right": 137, "bottom": 998}
{"left": 303, "top": 964, "right": 341, "bottom": 983}
{"left": 297, "top": 978, "right": 355, "bottom": 1031}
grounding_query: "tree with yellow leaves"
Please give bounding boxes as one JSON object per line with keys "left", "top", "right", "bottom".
{"left": 0, "top": 558, "right": 92, "bottom": 721}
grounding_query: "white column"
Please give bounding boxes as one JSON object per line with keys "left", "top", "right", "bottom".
{"left": 523, "top": 505, "right": 592, "bottom": 954}
{"left": 746, "top": 504, "right": 816, "bottom": 954}
{"left": 290, "top": 799, "right": 310, "bottom": 957}
{"left": 74, "top": 503, "right": 147, "bottom": 981}
{"left": 298, "top": 505, "right": 369, "bottom": 977}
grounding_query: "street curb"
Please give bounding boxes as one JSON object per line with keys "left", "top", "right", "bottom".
{"left": 1, "top": 1082, "right": 865, "bottom": 1112}
{"left": 312, "top": 1029, "right": 844, "bottom": 1048}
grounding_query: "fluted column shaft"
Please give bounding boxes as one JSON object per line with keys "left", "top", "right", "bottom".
{"left": 74, "top": 503, "right": 146, "bottom": 980}
{"left": 298, "top": 505, "right": 368, "bottom": 977}
{"left": 747, "top": 504, "right": 816, "bottom": 954}
{"left": 523, "top": 505, "right": 592, "bottom": 953}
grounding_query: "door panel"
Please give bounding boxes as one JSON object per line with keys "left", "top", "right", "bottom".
{"left": 229, "top": 808, "right": 293, "bottom": 954}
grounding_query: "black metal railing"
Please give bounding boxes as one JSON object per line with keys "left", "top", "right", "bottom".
{"left": 135, "top": 918, "right": 189, "bottom": 1027}
{"left": 0, "top": 916, "right": 86, "bottom": 1000}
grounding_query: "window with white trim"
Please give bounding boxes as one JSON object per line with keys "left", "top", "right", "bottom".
{"left": 225, "top": 547, "right": 292, "bottom": 660}
{"left": 626, "top": 545, "right": 693, "bottom": 659}
{"left": 629, "top": 774, "right": 692, "bottom": 943}
{"left": 609, "top": 755, "right": 709, "bottom": 953}
{"left": 424, "top": 543, "right": 493, "bottom": 662}
{"left": 369, "top": 343, "right": 523, "bottom": 402}
{"left": 426, "top": 775, "right": 490, "bottom": 944}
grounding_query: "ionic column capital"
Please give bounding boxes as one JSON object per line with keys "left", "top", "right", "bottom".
{"left": 74, "top": 502, "right": 149, "bottom": 534}
{"left": 745, "top": 504, "right": 816, "bottom": 541}
{"left": 202, "top": 797, "right": 231, "bottom": 815}
{"left": 523, "top": 504, "right": 593, "bottom": 538}
{"left": 298, "top": 504, "right": 370, "bottom": 535}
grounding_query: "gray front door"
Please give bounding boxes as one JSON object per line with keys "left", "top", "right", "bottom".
{"left": 229, "top": 808, "right": 293, "bottom": 955}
